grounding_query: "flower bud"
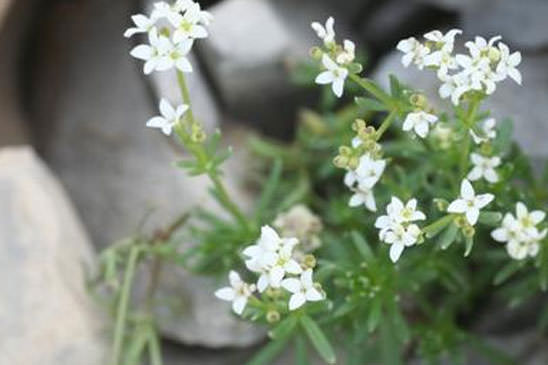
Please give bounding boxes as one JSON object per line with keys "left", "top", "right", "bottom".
{"left": 454, "top": 215, "right": 467, "bottom": 228}
{"left": 434, "top": 198, "right": 449, "bottom": 212}
{"left": 347, "top": 62, "right": 363, "bottom": 74}
{"left": 480, "top": 143, "right": 493, "bottom": 155}
{"left": 348, "top": 156, "right": 359, "bottom": 170}
{"left": 339, "top": 146, "right": 352, "bottom": 156}
{"left": 487, "top": 47, "right": 501, "bottom": 63}
{"left": 333, "top": 155, "right": 348, "bottom": 168}
{"left": 364, "top": 126, "right": 376, "bottom": 136}
{"left": 309, "top": 47, "right": 323, "bottom": 60}
{"left": 266, "top": 310, "right": 281, "bottom": 323}
{"left": 352, "top": 119, "right": 366, "bottom": 132}
{"left": 265, "top": 287, "right": 282, "bottom": 299}
{"left": 410, "top": 93, "right": 428, "bottom": 108}
{"left": 463, "top": 224, "right": 475, "bottom": 238}
{"left": 302, "top": 254, "right": 317, "bottom": 269}
{"left": 363, "top": 139, "right": 376, "bottom": 151}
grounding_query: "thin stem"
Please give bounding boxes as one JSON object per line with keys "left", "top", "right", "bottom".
{"left": 174, "top": 70, "right": 249, "bottom": 230}
{"left": 147, "top": 329, "right": 163, "bottom": 365}
{"left": 375, "top": 110, "right": 398, "bottom": 141}
{"left": 111, "top": 244, "right": 141, "bottom": 365}
{"left": 459, "top": 98, "right": 481, "bottom": 177}
{"left": 349, "top": 74, "right": 392, "bottom": 106}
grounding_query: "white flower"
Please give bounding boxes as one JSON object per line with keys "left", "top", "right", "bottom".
{"left": 152, "top": 1, "right": 181, "bottom": 20}
{"left": 336, "top": 40, "right": 355, "bottom": 64}
{"left": 349, "top": 183, "right": 377, "bottom": 212}
{"left": 243, "top": 225, "right": 281, "bottom": 275}
{"left": 215, "top": 271, "right": 256, "bottom": 315}
{"left": 311, "top": 17, "right": 335, "bottom": 45}
{"left": 396, "top": 37, "right": 430, "bottom": 69}
{"left": 130, "top": 28, "right": 173, "bottom": 74}
{"left": 170, "top": 2, "right": 209, "bottom": 43}
{"left": 402, "top": 111, "right": 438, "bottom": 138}
{"left": 124, "top": 14, "right": 157, "bottom": 38}
{"left": 386, "top": 197, "right": 427, "bottom": 223}
{"left": 281, "top": 269, "right": 324, "bottom": 311}
{"left": 496, "top": 42, "right": 522, "bottom": 85}
{"left": 256, "top": 238, "right": 302, "bottom": 292}
{"left": 423, "top": 29, "right": 462, "bottom": 52}
{"left": 146, "top": 98, "right": 188, "bottom": 135}
{"left": 470, "top": 118, "right": 497, "bottom": 144}
{"left": 447, "top": 179, "right": 494, "bottom": 225}
{"left": 515, "top": 202, "right": 546, "bottom": 235}
{"left": 439, "top": 72, "right": 473, "bottom": 106}
{"left": 354, "top": 154, "right": 386, "bottom": 189}
{"left": 166, "top": 38, "right": 194, "bottom": 72}
{"left": 491, "top": 203, "right": 546, "bottom": 260}
{"left": 315, "top": 55, "right": 348, "bottom": 98}
{"left": 467, "top": 153, "right": 501, "bottom": 183}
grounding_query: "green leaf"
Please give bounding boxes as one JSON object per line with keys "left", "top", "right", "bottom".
{"left": 246, "top": 337, "right": 292, "bottom": 365}
{"left": 389, "top": 74, "right": 402, "bottom": 98}
{"left": 493, "top": 261, "right": 522, "bottom": 285}
{"left": 478, "top": 211, "right": 502, "bottom": 226}
{"left": 355, "top": 97, "right": 387, "bottom": 111}
{"left": 300, "top": 315, "right": 336, "bottom": 364}
{"left": 367, "top": 297, "right": 382, "bottom": 333}
{"left": 333, "top": 301, "right": 357, "bottom": 318}
{"left": 255, "top": 158, "right": 283, "bottom": 221}
{"left": 464, "top": 235, "right": 474, "bottom": 257}
{"left": 380, "top": 314, "right": 402, "bottom": 365}
{"left": 350, "top": 231, "right": 374, "bottom": 262}
{"left": 438, "top": 223, "right": 459, "bottom": 250}
{"left": 268, "top": 315, "right": 298, "bottom": 340}
{"left": 423, "top": 215, "right": 454, "bottom": 238}
{"left": 295, "top": 335, "right": 309, "bottom": 365}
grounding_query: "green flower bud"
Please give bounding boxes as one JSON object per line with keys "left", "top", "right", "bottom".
{"left": 463, "top": 224, "right": 475, "bottom": 238}
{"left": 348, "top": 156, "right": 359, "bottom": 170}
{"left": 266, "top": 310, "right": 281, "bottom": 323}
{"left": 347, "top": 62, "right": 363, "bottom": 74}
{"left": 309, "top": 47, "right": 323, "bottom": 60}
{"left": 455, "top": 215, "right": 467, "bottom": 228}
{"left": 410, "top": 93, "right": 428, "bottom": 108}
{"left": 434, "top": 198, "right": 449, "bottom": 212}
{"left": 339, "top": 146, "right": 352, "bottom": 156}
{"left": 265, "top": 287, "right": 282, "bottom": 299}
{"left": 333, "top": 155, "right": 348, "bottom": 168}
{"left": 480, "top": 143, "right": 493, "bottom": 155}
{"left": 302, "top": 254, "right": 317, "bottom": 269}
{"left": 487, "top": 47, "right": 501, "bottom": 63}
{"left": 352, "top": 119, "right": 367, "bottom": 132}
{"left": 364, "top": 126, "right": 376, "bottom": 136}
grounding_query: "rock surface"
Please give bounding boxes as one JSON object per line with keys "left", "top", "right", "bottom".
{"left": 27, "top": 0, "right": 260, "bottom": 348}
{"left": 372, "top": 50, "right": 548, "bottom": 158}
{"left": 198, "top": 0, "right": 306, "bottom": 137}
{"left": 0, "top": 146, "right": 106, "bottom": 365}
{"left": 461, "top": 0, "right": 548, "bottom": 51}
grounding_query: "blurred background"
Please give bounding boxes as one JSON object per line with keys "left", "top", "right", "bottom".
{"left": 1, "top": 0, "right": 547, "bottom": 363}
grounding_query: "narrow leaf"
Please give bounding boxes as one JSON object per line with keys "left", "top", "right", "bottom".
{"left": 268, "top": 315, "right": 298, "bottom": 340}
{"left": 300, "top": 315, "right": 336, "bottom": 364}
{"left": 355, "top": 97, "right": 387, "bottom": 111}
{"left": 438, "top": 223, "right": 459, "bottom": 250}
{"left": 351, "top": 231, "right": 374, "bottom": 262}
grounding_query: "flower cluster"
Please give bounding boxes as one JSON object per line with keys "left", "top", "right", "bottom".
{"left": 215, "top": 226, "right": 325, "bottom": 314}
{"left": 125, "top": 1, "right": 210, "bottom": 138}
{"left": 397, "top": 29, "right": 522, "bottom": 105}
{"left": 492, "top": 203, "right": 547, "bottom": 260}
{"left": 335, "top": 119, "right": 386, "bottom": 212}
{"left": 375, "top": 197, "right": 426, "bottom": 262}
{"left": 310, "top": 17, "right": 361, "bottom": 97}
{"left": 126, "top": 0, "right": 212, "bottom": 75}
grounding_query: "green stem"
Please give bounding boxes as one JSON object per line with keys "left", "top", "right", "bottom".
{"left": 111, "top": 244, "right": 141, "bottom": 365}
{"left": 459, "top": 98, "right": 481, "bottom": 177}
{"left": 349, "top": 74, "right": 392, "bottom": 106}
{"left": 375, "top": 110, "right": 398, "bottom": 141}
{"left": 175, "top": 71, "right": 249, "bottom": 230}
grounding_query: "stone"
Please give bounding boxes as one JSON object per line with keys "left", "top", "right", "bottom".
{"left": 461, "top": 0, "right": 548, "bottom": 51}
{"left": 0, "top": 0, "right": 34, "bottom": 146}
{"left": 372, "top": 50, "right": 548, "bottom": 159}
{"left": 27, "top": 0, "right": 261, "bottom": 348}
{"left": 198, "top": 0, "right": 306, "bottom": 137}
{"left": 0, "top": 146, "right": 107, "bottom": 364}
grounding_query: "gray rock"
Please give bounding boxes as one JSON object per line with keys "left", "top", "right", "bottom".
{"left": 372, "top": 50, "right": 548, "bottom": 158}
{"left": 461, "top": 0, "right": 548, "bottom": 51}
{"left": 0, "top": 146, "right": 107, "bottom": 365}
{"left": 413, "top": 0, "right": 474, "bottom": 11}
{"left": 0, "top": 0, "right": 34, "bottom": 146}
{"left": 198, "top": 0, "right": 305, "bottom": 137}
{"left": 27, "top": 0, "right": 261, "bottom": 348}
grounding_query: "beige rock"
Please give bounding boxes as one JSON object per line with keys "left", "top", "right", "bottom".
{"left": 0, "top": 146, "right": 106, "bottom": 365}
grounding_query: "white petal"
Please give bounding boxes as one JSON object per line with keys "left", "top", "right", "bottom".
{"left": 257, "top": 274, "right": 269, "bottom": 293}
{"left": 349, "top": 193, "right": 365, "bottom": 207}
{"left": 332, "top": 78, "right": 344, "bottom": 98}
{"left": 232, "top": 296, "right": 247, "bottom": 315}
{"left": 159, "top": 98, "right": 175, "bottom": 119}
{"left": 281, "top": 278, "right": 301, "bottom": 294}
{"left": 146, "top": 116, "right": 167, "bottom": 129}
{"left": 389, "top": 243, "right": 405, "bottom": 263}
{"left": 466, "top": 208, "right": 480, "bottom": 226}
{"left": 301, "top": 269, "right": 314, "bottom": 287}
{"left": 228, "top": 271, "right": 242, "bottom": 287}
{"left": 491, "top": 228, "right": 508, "bottom": 242}
{"left": 530, "top": 211, "right": 546, "bottom": 225}
{"left": 285, "top": 260, "right": 303, "bottom": 275}
{"left": 460, "top": 179, "right": 475, "bottom": 200}
{"left": 467, "top": 166, "right": 483, "bottom": 181}
{"left": 447, "top": 199, "right": 467, "bottom": 213}
{"left": 475, "top": 194, "right": 494, "bottom": 209}
{"left": 215, "top": 287, "right": 235, "bottom": 301}
{"left": 516, "top": 202, "right": 527, "bottom": 219}
{"left": 414, "top": 121, "right": 429, "bottom": 138}
{"left": 176, "top": 57, "right": 193, "bottom": 73}
{"left": 269, "top": 266, "right": 285, "bottom": 288}
{"left": 306, "top": 288, "right": 323, "bottom": 302}
{"left": 321, "top": 54, "right": 338, "bottom": 70}
{"left": 288, "top": 293, "right": 306, "bottom": 311}
{"left": 484, "top": 168, "right": 499, "bottom": 183}
{"left": 130, "top": 45, "right": 153, "bottom": 60}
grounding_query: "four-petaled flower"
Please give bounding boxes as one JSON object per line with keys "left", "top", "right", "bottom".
{"left": 215, "top": 271, "right": 256, "bottom": 315}
{"left": 130, "top": 28, "right": 173, "bottom": 74}
{"left": 396, "top": 37, "right": 430, "bottom": 69}
{"left": 467, "top": 153, "right": 501, "bottom": 183}
{"left": 281, "top": 269, "right": 324, "bottom": 311}
{"left": 336, "top": 40, "right": 355, "bottom": 64}
{"left": 470, "top": 118, "right": 496, "bottom": 144}
{"left": 402, "top": 111, "right": 438, "bottom": 138}
{"left": 146, "top": 98, "right": 188, "bottom": 135}
{"left": 447, "top": 179, "right": 494, "bottom": 225}
{"left": 170, "top": 2, "right": 209, "bottom": 43}
{"left": 315, "top": 55, "right": 348, "bottom": 98}
{"left": 124, "top": 14, "right": 157, "bottom": 38}
{"left": 348, "top": 183, "right": 377, "bottom": 212}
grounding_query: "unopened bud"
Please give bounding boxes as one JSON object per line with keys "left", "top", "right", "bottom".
{"left": 309, "top": 47, "right": 323, "bottom": 60}
{"left": 487, "top": 47, "right": 500, "bottom": 63}
{"left": 333, "top": 155, "right": 348, "bottom": 168}
{"left": 339, "top": 146, "right": 352, "bottom": 156}
{"left": 410, "top": 93, "right": 428, "bottom": 108}
{"left": 348, "top": 156, "right": 359, "bottom": 170}
{"left": 352, "top": 119, "right": 366, "bottom": 132}
{"left": 364, "top": 126, "right": 376, "bottom": 136}
{"left": 455, "top": 215, "right": 467, "bottom": 228}
{"left": 480, "top": 143, "right": 493, "bottom": 155}
{"left": 265, "top": 287, "right": 282, "bottom": 299}
{"left": 463, "top": 224, "right": 475, "bottom": 237}
{"left": 434, "top": 198, "right": 449, "bottom": 212}
{"left": 302, "top": 254, "right": 317, "bottom": 269}
{"left": 266, "top": 310, "right": 281, "bottom": 323}
{"left": 347, "top": 62, "right": 363, "bottom": 74}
